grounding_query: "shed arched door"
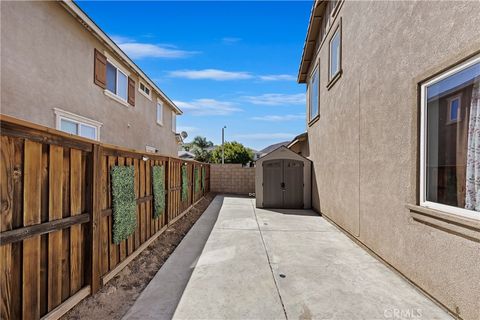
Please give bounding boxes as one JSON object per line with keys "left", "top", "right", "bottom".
{"left": 263, "top": 159, "right": 303, "bottom": 208}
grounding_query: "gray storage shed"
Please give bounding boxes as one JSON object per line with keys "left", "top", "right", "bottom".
{"left": 255, "top": 146, "right": 311, "bottom": 209}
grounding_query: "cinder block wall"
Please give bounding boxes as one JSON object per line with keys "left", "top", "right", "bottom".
{"left": 210, "top": 164, "right": 255, "bottom": 194}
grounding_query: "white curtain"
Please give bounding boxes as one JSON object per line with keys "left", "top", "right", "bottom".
{"left": 465, "top": 77, "right": 480, "bottom": 211}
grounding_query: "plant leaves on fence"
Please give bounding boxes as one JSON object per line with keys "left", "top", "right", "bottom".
{"left": 152, "top": 165, "right": 165, "bottom": 218}
{"left": 111, "top": 166, "right": 137, "bottom": 244}
{"left": 194, "top": 167, "right": 200, "bottom": 193}
{"left": 202, "top": 166, "right": 206, "bottom": 192}
{"left": 181, "top": 164, "right": 188, "bottom": 201}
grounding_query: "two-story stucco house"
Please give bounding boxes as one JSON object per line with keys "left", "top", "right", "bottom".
{"left": 298, "top": 1, "right": 480, "bottom": 319}
{"left": 1, "top": 1, "right": 182, "bottom": 156}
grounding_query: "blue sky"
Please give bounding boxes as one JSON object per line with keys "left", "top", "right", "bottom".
{"left": 77, "top": 1, "right": 312, "bottom": 151}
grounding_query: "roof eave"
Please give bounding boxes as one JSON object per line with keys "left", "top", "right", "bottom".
{"left": 297, "top": 0, "right": 326, "bottom": 84}
{"left": 60, "top": 0, "right": 183, "bottom": 115}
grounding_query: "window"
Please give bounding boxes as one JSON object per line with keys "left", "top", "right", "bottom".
{"left": 420, "top": 56, "right": 480, "bottom": 220}
{"left": 329, "top": 22, "right": 342, "bottom": 83}
{"left": 447, "top": 95, "right": 462, "bottom": 123}
{"left": 139, "top": 81, "right": 152, "bottom": 100}
{"left": 145, "top": 146, "right": 157, "bottom": 153}
{"left": 309, "top": 67, "right": 319, "bottom": 121}
{"left": 106, "top": 61, "right": 128, "bottom": 101}
{"left": 171, "top": 111, "right": 176, "bottom": 133}
{"left": 156, "top": 101, "right": 164, "bottom": 126}
{"left": 54, "top": 108, "right": 102, "bottom": 141}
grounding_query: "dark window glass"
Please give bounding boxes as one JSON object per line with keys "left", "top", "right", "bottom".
{"left": 106, "top": 62, "right": 117, "bottom": 94}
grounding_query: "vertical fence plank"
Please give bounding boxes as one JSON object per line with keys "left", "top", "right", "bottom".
{"left": 48, "top": 145, "right": 63, "bottom": 311}
{"left": 70, "top": 149, "right": 82, "bottom": 295}
{"left": 1, "top": 137, "right": 14, "bottom": 320}
{"left": 90, "top": 145, "right": 102, "bottom": 293}
{"left": 22, "top": 140, "right": 42, "bottom": 320}
{"left": 125, "top": 157, "right": 134, "bottom": 256}
{"left": 133, "top": 158, "right": 140, "bottom": 250}
{"left": 107, "top": 156, "right": 118, "bottom": 269}
{"left": 139, "top": 160, "right": 146, "bottom": 243}
{"left": 145, "top": 160, "right": 151, "bottom": 239}
{"left": 100, "top": 156, "right": 109, "bottom": 276}
{"left": 61, "top": 148, "right": 71, "bottom": 302}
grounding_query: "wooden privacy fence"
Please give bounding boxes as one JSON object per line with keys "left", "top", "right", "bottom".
{"left": 0, "top": 115, "right": 210, "bottom": 320}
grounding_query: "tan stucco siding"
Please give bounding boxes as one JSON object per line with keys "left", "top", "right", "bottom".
{"left": 305, "top": 1, "right": 480, "bottom": 319}
{"left": 1, "top": 1, "right": 178, "bottom": 155}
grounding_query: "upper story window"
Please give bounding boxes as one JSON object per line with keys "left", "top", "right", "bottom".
{"left": 54, "top": 108, "right": 102, "bottom": 141}
{"left": 139, "top": 80, "right": 152, "bottom": 100}
{"left": 309, "top": 67, "right": 319, "bottom": 122}
{"left": 171, "top": 111, "right": 176, "bottom": 133}
{"left": 328, "top": 21, "right": 342, "bottom": 84}
{"left": 106, "top": 61, "right": 128, "bottom": 101}
{"left": 94, "top": 49, "right": 135, "bottom": 106}
{"left": 157, "top": 100, "right": 164, "bottom": 126}
{"left": 420, "top": 56, "right": 480, "bottom": 220}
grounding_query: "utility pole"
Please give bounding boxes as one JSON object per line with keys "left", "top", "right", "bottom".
{"left": 222, "top": 126, "right": 226, "bottom": 165}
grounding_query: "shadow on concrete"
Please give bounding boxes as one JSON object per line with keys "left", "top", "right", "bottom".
{"left": 263, "top": 208, "right": 320, "bottom": 217}
{"left": 122, "top": 196, "right": 224, "bottom": 320}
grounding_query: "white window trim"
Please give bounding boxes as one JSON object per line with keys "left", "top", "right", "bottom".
{"left": 54, "top": 108, "right": 102, "bottom": 140}
{"left": 329, "top": 27, "right": 341, "bottom": 80}
{"left": 419, "top": 55, "right": 480, "bottom": 221}
{"left": 171, "top": 111, "right": 176, "bottom": 133}
{"left": 156, "top": 99, "right": 164, "bottom": 126}
{"left": 103, "top": 52, "right": 130, "bottom": 105}
{"left": 145, "top": 146, "right": 157, "bottom": 153}
{"left": 138, "top": 80, "right": 152, "bottom": 101}
{"left": 308, "top": 65, "right": 319, "bottom": 121}
{"left": 446, "top": 94, "right": 462, "bottom": 124}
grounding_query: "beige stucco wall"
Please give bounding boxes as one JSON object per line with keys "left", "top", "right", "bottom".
{"left": 210, "top": 164, "right": 255, "bottom": 195}
{"left": 0, "top": 1, "right": 179, "bottom": 156}
{"left": 304, "top": 1, "right": 480, "bottom": 319}
{"left": 255, "top": 147, "right": 312, "bottom": 209}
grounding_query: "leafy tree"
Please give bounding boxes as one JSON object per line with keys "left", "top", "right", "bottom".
{"left": 188, "top": 136, "right": 214, "bottom": 162}
{"left": 211, "top": 141, "right": 253, "bottom": 165}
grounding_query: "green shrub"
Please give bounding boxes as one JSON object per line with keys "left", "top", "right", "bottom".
{"left": 181, "top": 164, "right": 188, "bottom": 201}
{"left": 152, "top": 166, "right": 165, "bottom": 218}
{"left": 202, "top": 166, "right": 206, "bottom": 192}
{"left": 111, "top": 166, "right": 136, "bottom": 244}
{"left": 194, "top": 167, "right": 200, "bottom": 193}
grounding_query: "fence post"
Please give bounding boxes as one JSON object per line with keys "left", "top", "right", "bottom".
{"left": 90, "top": 144, "right": 102, "bottom": 293}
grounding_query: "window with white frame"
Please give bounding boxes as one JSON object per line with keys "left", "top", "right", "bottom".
{"left": 420, "top": 56, "right": 480, "bottom": 220}
{"left": 156, "top": 101, "right": 164, "bottom": 126}
{"left": 145, "top": 146, "right": 157, "bottom": 153}
{"left": 171, "top": 111, "right": 176, "bottom": 133}
{"left": 106, "top": 60, "right": 128, "bottom": 101}
{"left": 54, "top": 108, "right": 102, "bottom": 141}
{"left": 139, "top": 81, "right": 152, "bottom": 99}
{"left": 329, "top": 23, "right": 342, "bottom": 81}
{"left": 309, "top": 67, "right": 319, "bottom": 121}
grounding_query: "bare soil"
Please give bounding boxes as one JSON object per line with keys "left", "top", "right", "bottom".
{"left": 63, "top": 193, "right": 215, "bottom": 320}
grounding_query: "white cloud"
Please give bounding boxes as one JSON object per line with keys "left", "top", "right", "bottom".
{"left": 168, "top": 69, "right": 253, "bottom": 81}
{"left": 174, "top": 99, "right": 242, "bottom": 116}
{"left": 259, "top": 74, "right": 296, "bottom": 81}
{"left": 251, "top": 114, "right": 305, "bottom": 122}
{"left": 243, "top": 93, "right": 306, "bottom": 106}
{"left": 233, "top": 133, "right": 296, "bottom": 140}
{"left": 222, "top": 37, "right": 242, "bottom": 44}
{"left": 177, "top": 126, "right": 198, "bottom": 133}
{"left": 111, "top": 36, "right": 198, "bottom": 59}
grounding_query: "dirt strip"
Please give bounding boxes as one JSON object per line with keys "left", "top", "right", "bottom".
{"left": 63, "top": 193, "right": 215, "bottom": 320}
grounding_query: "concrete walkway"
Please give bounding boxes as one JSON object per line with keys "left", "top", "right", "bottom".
{"left": 127, "top": 195, "right": 452, "bottom": 320}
